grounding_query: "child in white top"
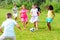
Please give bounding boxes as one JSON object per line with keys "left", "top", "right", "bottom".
{"left": 12, "top": 3, "right": 18, "bottom": 20}
{"left": 30, "top": 4, "right": 40, "bottom": 30}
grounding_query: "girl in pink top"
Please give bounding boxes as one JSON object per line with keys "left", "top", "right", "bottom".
{"left": 20, "top": 5, "right": 29, "bottom": 29}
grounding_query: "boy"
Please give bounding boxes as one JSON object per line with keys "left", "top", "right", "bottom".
{"left": 12, "top": 3, "right": 18, "bottom": 20}
{"left": 0, "top": 13, "right": 21, "bottom": 40}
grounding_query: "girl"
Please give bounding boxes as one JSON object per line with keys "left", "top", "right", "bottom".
{"left": 20, "top": 5, "right": 29, "bottom": 29}
{"left": 47, "top": 5, "right": 55, "bottom": 31}
{"left": 30, "top": 5, "right": 40, "bottom": 30}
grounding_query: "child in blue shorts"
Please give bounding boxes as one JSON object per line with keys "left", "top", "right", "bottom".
{"left": 46, "top": 5, "right": 55, "bottom": 31}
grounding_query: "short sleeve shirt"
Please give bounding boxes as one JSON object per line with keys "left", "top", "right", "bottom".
{"left": 1, "top": 19, "right": 17, "bottom": 36}
{"left": 31, "top": 8, "right": 38, "bottom": 16}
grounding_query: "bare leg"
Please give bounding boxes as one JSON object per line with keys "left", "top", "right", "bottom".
{"left": 34, "top": 22, "right": 36, "bottom": 29}
{"left": 47, "top": 22, "right": 51, "bottom": 31}
{"left": 34, "top": 21, "right": 38, "bottom": 30}
{"left": 26, "top": 22, "right": 28, "bottom": 24}
{"left": 35, "top": 21, "right": 38, "bottom": 30}
{"left": 15, "top": 17, "right": 17, "bottom": 20}
{"left": 23, "top": 22, "right": 26, "bottom": 30}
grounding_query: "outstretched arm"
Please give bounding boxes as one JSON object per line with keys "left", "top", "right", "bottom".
{"left": 26, "top": 10, "right": 29, "bottom": 12}
{"left": 20, "top": 11, "right": 22, "bottom": 19}
{"left": 38, "top": 11, "right": 40, "bottom": 16}
{"left": 0, "top": 27, "right": 3, "bottom": 33}
{"left": 52, "top": 11, "right": 55, "bottom": 19}
{"left": 16, "top": 24, "right": 21, "bottom": 30}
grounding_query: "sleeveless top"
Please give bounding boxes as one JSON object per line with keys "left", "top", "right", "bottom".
{"left": 47, "top": 10, "right": 54, "bottom": 18}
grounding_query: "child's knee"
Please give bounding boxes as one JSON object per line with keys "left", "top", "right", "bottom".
{"left": 47, "top": 23, "right": 50, "bottom": 25}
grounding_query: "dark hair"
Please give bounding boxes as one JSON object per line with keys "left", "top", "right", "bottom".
{"left": 34, "top": 4, "right": 38, "bottom": 6}
{"left": 7, "top": 13, "right": 12, "bottom": 18}
{"left": 48, "top": 5, "right": 53, "bottom": 10}
{"left": 13, "top": 3, "right": 16, "bottom": 6}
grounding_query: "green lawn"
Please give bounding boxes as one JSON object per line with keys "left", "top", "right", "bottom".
{"left": 0, "top": 9, "right": 60, "bottom": 40}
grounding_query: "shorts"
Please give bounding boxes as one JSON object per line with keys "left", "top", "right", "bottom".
{"left": 46, "top": 18, "right": 53, "bottom": 22}
{"left": 13, "top": 13, "right": 17, "bottom": 18}
{"left": 30, "top": 16, "right": 38, "bottom": 23}
{"left": 0, "top": 35, "right": 16, "bottom": 40}
{"left": 21, "top": 17, "right": 28, "bottom": 22}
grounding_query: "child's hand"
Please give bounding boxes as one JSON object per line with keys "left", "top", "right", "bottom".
{"left": 0, "top": 27, "right": 3, "bottom": 33}
{"left": 26, "top": 10, "right": 29, "bottom": 12}
{"left": 37, "top": 13, "right": 40, "bottom": 16}
{"left": 37, "top": 12, "right": 40, "bottom": 16}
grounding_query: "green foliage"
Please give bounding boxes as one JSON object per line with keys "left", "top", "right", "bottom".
{"left": 40, "top": 0, "right": 60, "bottom": 12}
{"left": 0, "top": 0, "right": 60, "bottom": 12}
{"left": 0, "top": 1, "right": 6, "bottom": 8}
{"left": 0, "top": 0, "right": 43, "bottom": 9}
{"left": 5, "top": 0, "right": 12, "bottom": 5}
{"left": 51, "top": 2, "right": 60, "bottom": 12}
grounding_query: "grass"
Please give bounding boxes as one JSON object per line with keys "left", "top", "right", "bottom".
{"left": 0, "top": 9, "right": 60, "bottom": 40}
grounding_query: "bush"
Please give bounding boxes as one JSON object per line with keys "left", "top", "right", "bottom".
{"left": 51, "top": 2, "right": 60, "bottom": 12}
{"left": 0, "top": 0, "right": 60, "bottom": 12}
{"left": 0, "top": 1, "right": 6, "bottom": 8}
{"left": 40, "top": 1, "right": 60, "bottom": 12}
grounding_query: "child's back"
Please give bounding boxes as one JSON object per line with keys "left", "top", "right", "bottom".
{"left": 1, "top": 18, "right": 17, "bottom": 36}
{"left": 0, "top": 13, "right": 21, "bottom": 40}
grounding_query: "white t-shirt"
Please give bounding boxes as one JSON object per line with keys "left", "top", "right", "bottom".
{"left": 31, "top": 8, "right": 38, "bottom": 16}
{"left": 1, "top": 19, "right": 17, "bottom": 36}
{"left": 13, "top": 7, "right": 18, "bottom": 14}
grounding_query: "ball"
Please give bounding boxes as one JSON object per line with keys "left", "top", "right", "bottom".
{"left": 30, "top": 28, "right": 34, "bottom": 32}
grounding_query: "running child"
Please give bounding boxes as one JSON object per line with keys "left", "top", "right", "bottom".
{"left": 20, "top": 5, "right": 29, "bottom": 29}
{"left": 46, "top": 5, "right": 55, "bottom": 31}
{"left": 12, "top": 3, "right": 18, "bottom": 20}
{"left": 0, "top": 13, "right": 21, "bottom": 40}
{"left": 30, "top": 4, "right": 40, "bottom": 30}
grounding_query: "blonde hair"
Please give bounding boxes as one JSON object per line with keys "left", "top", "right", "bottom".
{"left": 20, "top": 5, "right": 26, "bottom": 10}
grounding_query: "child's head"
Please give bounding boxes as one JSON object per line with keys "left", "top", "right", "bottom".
{"left": 34, "top": 4, "right": 38, "bottom": 7}
{"left": 13, "top": 3, "right": 16, "bottom": 7}
{"left": 32, "top": 4, "right": 36, "bottom": 9}
{"left": 48, "top": 5, "right": 53, "bottom": 10}
{"left": 21, "top": 5, "right": 26, "bottom": 9}
{"left": 6, "top": 13, "right": 12, "bottom": 18}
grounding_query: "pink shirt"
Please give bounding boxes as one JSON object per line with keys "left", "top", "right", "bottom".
{"left": 20, "top": 9, "right": 27, "bottom": 18}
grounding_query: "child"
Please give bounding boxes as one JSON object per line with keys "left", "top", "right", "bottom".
{"left": 12, "top": 3, "right": 18, "bottom": 20}
{"left": 30, "top": 4, "right": 40, "bottom": 30}
{"left": 20, "top": 5, "right": 29, "bottom": 29}
{"left": 47, "top": 5, "right": 55, "bottom": 31}
{"left": 0, "top": 13, "right": 21, "bottom": 40}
